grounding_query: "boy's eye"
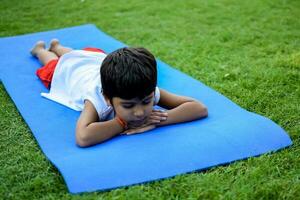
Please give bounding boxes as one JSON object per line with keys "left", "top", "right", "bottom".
{"left": 142, "top": 101, "right": 151, "bottom": 105}
{"left": 122, "top": 104, "right": 134, "bottom": 109}
{"left": 122, "top": 101, "right": 151, "bottom": 109}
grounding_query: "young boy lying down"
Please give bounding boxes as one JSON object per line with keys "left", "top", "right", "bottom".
{"left": 31, "top": 39, "right": 208, "bottom": 147}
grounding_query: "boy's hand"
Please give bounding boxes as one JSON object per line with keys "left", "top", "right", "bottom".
{"left": 123, "top": 124, "right": 156, "bottom": 135}
{"left": 123, "top": 109, "right": 168, "bottom": 135}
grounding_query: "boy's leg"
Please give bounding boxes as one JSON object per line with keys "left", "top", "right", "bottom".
{"left": 49, "top": 39, "right": 73, "bottom": 57}
{"left": 31, "top": 41, "right": 58, "bottom": 65}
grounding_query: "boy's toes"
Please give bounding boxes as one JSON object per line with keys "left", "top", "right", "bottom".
{"left": 30, "top": 41, "right": 46, "bottom": 56}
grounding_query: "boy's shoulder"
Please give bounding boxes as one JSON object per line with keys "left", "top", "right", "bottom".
{"left": 84, "top": 86, "right": 114, "bottom": 121}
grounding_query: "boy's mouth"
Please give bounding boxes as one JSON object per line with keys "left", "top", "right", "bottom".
{"left": 131, "top": 117, "right": 146, "bottom": 125}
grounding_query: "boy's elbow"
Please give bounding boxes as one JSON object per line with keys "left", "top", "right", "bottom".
{"left": 76, "top": 129, "right": 91, "bottom": 148}
{"left": 194, "top": 101, "right": 208, "bottom": 118}
{"left": 201, "top": 106, "right": 208, "bottom": 118}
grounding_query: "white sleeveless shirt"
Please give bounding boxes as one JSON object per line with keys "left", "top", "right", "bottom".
{"left": 41, "top": 50, "right": 160, "bottom": 120}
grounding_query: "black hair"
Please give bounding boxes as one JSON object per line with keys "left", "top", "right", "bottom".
{"left": 100, "top": 47, "right": 157, "bottom": 101}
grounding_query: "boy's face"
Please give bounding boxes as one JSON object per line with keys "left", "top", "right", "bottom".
{"left": 110, "top": 92, "right": 155, "bottom": 126}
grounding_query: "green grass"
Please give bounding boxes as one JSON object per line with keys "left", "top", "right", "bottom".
{"left": 0, "top": 0, "right": 299, "bottom": 199}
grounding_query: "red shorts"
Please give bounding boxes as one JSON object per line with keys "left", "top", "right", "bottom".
{"left": 36, "top": 47, "right": 105, "bottom": 88}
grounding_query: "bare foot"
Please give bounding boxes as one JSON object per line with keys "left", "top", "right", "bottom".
{"left": 49, "top": 38, "right": 60, "bottom": 52}
{"left": 30, "top": 41, "right": 46, "bottom": 56}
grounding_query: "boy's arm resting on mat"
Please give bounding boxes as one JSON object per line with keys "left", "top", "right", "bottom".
{"left": 157, "top": 88, "right": 208, "bottom": 126}
{"left": 75, "top": 100, "right": 123, "bottom": 147}
{"left": 75, "top": 89, "right": 208, "bottom": 146}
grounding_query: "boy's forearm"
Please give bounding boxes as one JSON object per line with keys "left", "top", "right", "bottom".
{"left": 76, "top": 119, "right": 123, "bottom": 147}
{"left": 158, "top": 101, "right": 208, "bottom": 126}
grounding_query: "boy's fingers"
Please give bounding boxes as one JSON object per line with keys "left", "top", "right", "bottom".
{"left": 126, "top": 129, "right": 140, "bottom": 135}
{"left": 126, "top": 125, "right": 155, "bottom": 135}
{"left": 152, "top": 109, "right": 167, "bottom": 114}
{"left": 151, "top": 112, "right": 168, "bottom": 117}
{"left": 148, "top": 120, "right": 160, "bottom": 125}
{"left": 149, "top": 115, "right": 167, "bottom": 121}
{"left": 124, "top": 129, "right": 137, "bottom": 134}
{"left": 148, "top": 118, "right": 161, "bottom": 123}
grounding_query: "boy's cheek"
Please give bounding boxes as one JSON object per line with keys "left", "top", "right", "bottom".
{"left": 115, "top": 109, "right": 131, "bottom": 122}
{"left": 147, "top": 105, "right": 154, "bottom": 113}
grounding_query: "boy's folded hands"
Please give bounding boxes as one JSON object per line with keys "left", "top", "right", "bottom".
{"left": 123, "top": 109, "right": 168, "bottom": 135}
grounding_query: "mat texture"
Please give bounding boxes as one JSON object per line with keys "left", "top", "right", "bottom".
{"left": 0, "top": 24, "right": 292, "bottom": 193}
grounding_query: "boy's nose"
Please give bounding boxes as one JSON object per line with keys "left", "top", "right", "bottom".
{"left": 133, "top": 108, "right": 145, "bottom": 119}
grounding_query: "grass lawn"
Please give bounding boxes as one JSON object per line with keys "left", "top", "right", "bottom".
{"left": 0, "top": 0, "right": 299, "bottom": 199}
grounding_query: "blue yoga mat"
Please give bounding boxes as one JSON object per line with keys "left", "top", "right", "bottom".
{"left": 0, "top": 24, "right": 292, "bottom": 193}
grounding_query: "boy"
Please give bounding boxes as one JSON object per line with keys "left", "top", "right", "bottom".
{"left": 31, "top": 39, "right": 208, "bottom": 147}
